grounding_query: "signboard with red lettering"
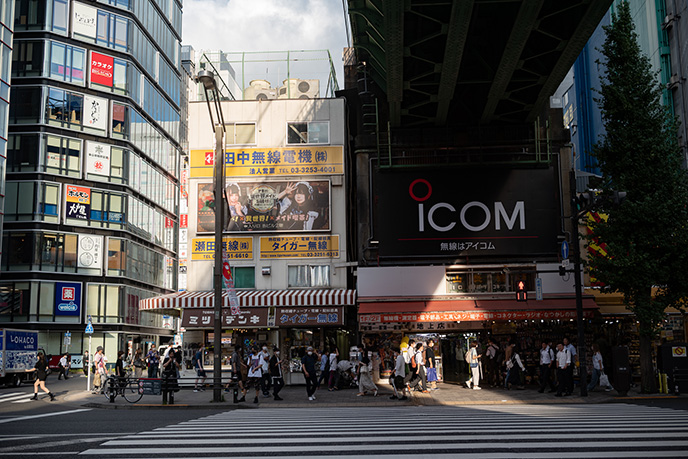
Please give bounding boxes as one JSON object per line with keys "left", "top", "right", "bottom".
{"left": 91, "top": 51, "right": 114, "bottom": 86}
{"left": 359, "top": 309, "right": 593, "bottom": 324}
{"left": 65, "top": 185, "right": 91, "bottom": 220}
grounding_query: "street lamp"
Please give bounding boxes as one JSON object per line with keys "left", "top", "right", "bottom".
{"left": 196, "top": 70, "right": 225, "bottom": 403}
{"left": 569, "top": 169, "right": 588, "bottom": 397}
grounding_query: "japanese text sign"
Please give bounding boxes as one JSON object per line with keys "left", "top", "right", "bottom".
{"left": 190, "top": 237, "right": 253, "bottom": 261}
{"left": 65, "top": 185, "right": 91, "bottom": 220}
{"left": 260, "top": 235, "right": 339, "bottom": 259}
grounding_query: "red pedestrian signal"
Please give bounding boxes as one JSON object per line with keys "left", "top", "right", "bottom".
{"left": 516, "top": 281, "right": 527, "bottom": 302}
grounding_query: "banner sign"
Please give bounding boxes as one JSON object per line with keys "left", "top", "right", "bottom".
{"left": 72, "top": 2, "right": 97, "bottom": 38}
{"left": 260, "top": 235, "right": 339, "bottom": 259}
{"left": 191, "top": 237, "right": 253, "bottom": 261}
{"left": 77, "top": 235, "right": 103, "bottom": 270}
{"left": 85, "top": 141, "right": 111, "bottom": 176}
{"left": 90, "top": 51, "right": 114, "bottom": 86}
{"left": 189, "top": 146, "right": 344, "bottom": 178}
{"left": 65, "top": 185, "right": 91, "bottom": 220}
{"left": 197, "top": 180, "right": 331, "bottom": 233}
{"left": 54, "top": 282, "right": 82, "bottom": 317}
{"left": 181, "top": 308, "right": 269, "bottom": 328}
{"left": 83, "top": 94, "right": 108, "bottom": 131}
{"left": 277, "top": 307, "right": 344, "bottom": 326}
{"left": 359, "top": 310, "right": 593, "bottom": 324}
{"left": 375, "top": 168, "right": 560, "bottom": 258}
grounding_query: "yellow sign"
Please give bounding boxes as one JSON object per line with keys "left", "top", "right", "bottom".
{"left": 190, "top": 146, "right": 344, "bottom": 178}
{"left": 260, "top": 235, "right": 339, "bottom": 259}
{"left": 672, "top": 346, "right": 687, "bottom": 358}
{"left": 191, "top": 237, "right": 253, "bottom": 261}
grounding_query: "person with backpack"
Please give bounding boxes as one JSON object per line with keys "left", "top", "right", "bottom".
{"left": 465, "top": 341, "right": 482, "bottom": 390}
{"left": 538, "top": 341, "right": 557, "bottom": 393}
{"left": 505, "top": 344, "right": 525, "bottom": 390}
{"left": 193, "top": 344, "right": 206, "bottom": 392}
{"left": 485, "top": 339, "right": 501, "bottom": 387}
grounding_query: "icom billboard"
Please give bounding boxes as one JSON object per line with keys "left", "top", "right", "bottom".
{"left": 375, "top": 167, "right": 561, "bottom": 258}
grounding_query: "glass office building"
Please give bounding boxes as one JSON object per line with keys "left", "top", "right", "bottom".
{"left": 3, "top": 0, "right": 183, "bottom": 364}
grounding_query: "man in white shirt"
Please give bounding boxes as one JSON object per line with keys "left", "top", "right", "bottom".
{"left": 538, "top": 342, "right": 556, "bottom": 393}
{"left": 58, "top": 353, "right": 70, "bottom": 380}
{"left": 555, "top": 342, "right": 571, "bottom": 397}
{"left": 246, "top": 346, "right": 265, "bottom": 404}
{"left": 563, "top": 337, "right": 577, "bottom": 394}
{"left": 391, "top": 348, "right": 408, "bottom": 401}
{"left": 414, "top": 342, "right": 428, "bottom": 393}
{"left": 260, "top": 345, "right": 271, "bottom": 397}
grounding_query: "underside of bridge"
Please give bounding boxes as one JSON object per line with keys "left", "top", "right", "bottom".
{"left": 348, "top": 0, "right": 612, "bottom": 130}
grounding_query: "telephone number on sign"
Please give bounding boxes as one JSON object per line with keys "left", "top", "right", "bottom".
{"left": 276, "top": 166, "right": 337, "bottom": 174}
{"left": 198, "top": 253, "right": 251, "bottom": 259}
{"left": 305, "top": 251, "right": 339, "bottom": 257}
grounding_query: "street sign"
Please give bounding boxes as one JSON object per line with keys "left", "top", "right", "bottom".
{"left": 535, "top": 278, "right": 543, "bottom": 301}
{"left": 85, "top": 323, "right": 94, "bottom": 334}
{"left": 562, "top": 259, "right": 570, "bottom": 268}
{"left": 561, "top": 240, "right": 569, "bottom": 260}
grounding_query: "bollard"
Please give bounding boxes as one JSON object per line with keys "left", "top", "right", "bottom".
{"left": 109, "top": 379, "right": 115, "bottom": 403}
{"left": 233, "top": 385, "right": 238, "bottom": 403}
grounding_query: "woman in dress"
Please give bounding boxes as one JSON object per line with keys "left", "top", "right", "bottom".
{"left": 356, "top": 355, "right": 378, "bottom": 396}
{"left": 26, "top": 352, "right": 54, "bottom": 401}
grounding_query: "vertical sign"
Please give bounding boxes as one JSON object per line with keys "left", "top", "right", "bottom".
{"left": 55, "top": 282, "right": 82, "bottom": 317}
{"left": 65, "top": 185, "right": 91, "bottom": 220}
{"left": 83, "top": 95, "right": 108, "bottom": 131}
{"left": 85, "top": 141, "right": 111, "bottom": 176}
{"left": 78, "top": 234, "right": 103, "bottom": 271}
{"left": 90, "top": 52, "right": 114, "bottom": 87}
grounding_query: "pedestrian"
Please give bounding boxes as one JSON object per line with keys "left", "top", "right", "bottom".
{"left": 390, "top": 347, "right": 409, "bottom": 401}
{"left": 260, "top": 344, "right": 271, "bottom": 397}
{"left": 587, "top": 343, "right": 613, "bottom": 392}
{"left": 82, "top": 350, "right": 90, "bottom": 377}
{"left": 465, "top": 341, "right": 482, "bottom": 390}
{"left": 414, "top": 342, "right": 429, "bottom": 393}
{"left": 538, "top": 341, "right": 557, "bottom": 393}
{"left": 503, "top": 342, "right": 514, "bottom": 389}
{"left": 132, "top": 349, "right": 145, "bottom": 378}
{"left": 269, "top": 346, "right": 285, "bottom": 400}
{"left": 563, "top": 337, "right": 577, "bottom": 394}
{"left": 146, "top": 344, "right": 159, "bottom": 378}
{"left": 58, "top": 353, "right": 70, "bottom": 380}
{"left": 115, "top": 350, "right": 126, "bottom": 381}
{"left": 246, "top": 346, "right": 264, "bottom": 404}
{"left": 26, "top": 352, "right": 55, "bottom": 401}
{"left": 505, "top": 344, "right": 525, "bottom": 390}
{"left": 318, "top": 348, "right": 330, "bottom": 388}
{"left": 93, "top": 346, "right": 108, "bottom": 394}
{"left": 485, "top": 338, "right": 501, "bottom": 387}
{"left": 161, "top": 348, "right": 179, "bottom": 405}
{"left": 229, "top": 345, "right": 246, "bottom": 400}
{"left": 301, "top": 346, "right": 319, "bottom": 401}
{"left": 425, "top": 339, "right": 438, "bottom": 390}
{"left": 328, "top": 346, "right": 339, "bottom": 391}
{"left": 193, "top": 344, "right": 206, "bottom": 392}
{"left": 555, "top": 342, "right": 571, "bottom": 396}
{"left": 356, "top": 354, "right": 378, "bottom": 396}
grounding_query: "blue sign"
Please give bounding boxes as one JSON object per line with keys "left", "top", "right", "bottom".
{"left": 5, "top": 330, "right": 38, "bottom": 351}
{"left": 561, "top": 240, "right": 569, "bottom": 260}
{"left": 85, "top": 323, "right": 94, "bottom": 334}
{"left": 55, "top": 282, "right": 82, "bottom": 317}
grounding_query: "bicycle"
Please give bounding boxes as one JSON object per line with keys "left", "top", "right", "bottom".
{"left": 102, "top": 375, "right": 143, "bottom": 403}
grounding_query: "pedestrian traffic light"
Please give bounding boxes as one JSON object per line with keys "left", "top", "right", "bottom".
{"left": 516, "top": 281, "right": 527, "bottom": 302}
{"left": 573, "top": 191, "right": 595, "bottom": 212}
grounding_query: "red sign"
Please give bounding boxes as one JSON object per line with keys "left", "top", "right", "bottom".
{"left": 91, "top": 52, "right": 114, "bottom": 86}
{"left": 205, "top": 152, "right": 214, "bottom": 165}
{"left": 180, "top": 214, "right": 188, "bottom": 228}
{"left": 359, "top": 310, "right": 594, "bottom": 324}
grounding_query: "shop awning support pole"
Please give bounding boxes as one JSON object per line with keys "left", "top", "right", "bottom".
{"left": 570, "top": 169, "right": 588, "bottom": 397}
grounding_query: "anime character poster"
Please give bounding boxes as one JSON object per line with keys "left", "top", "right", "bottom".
{"left": 196, "top": 180, "right": 331, "bottom": 233}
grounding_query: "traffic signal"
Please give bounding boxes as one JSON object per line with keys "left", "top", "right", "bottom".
{"left": 516, "top": 281, "right": 527, "bottom": 302}
{"left": 573, "top": 191, "right": 595, "bottom": 212}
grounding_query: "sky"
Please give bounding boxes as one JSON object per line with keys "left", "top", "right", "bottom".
{"left": 182, "top": 0, "right": 351, "bottom": 92}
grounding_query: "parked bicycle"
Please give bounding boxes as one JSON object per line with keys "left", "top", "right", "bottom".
{"left": 102, "top": 375, "right": 143, "bottom": 403}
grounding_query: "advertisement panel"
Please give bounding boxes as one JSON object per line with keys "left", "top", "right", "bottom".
{"left": 375, "top": 168, "right": 560, "bottom": 258}
{"left": 54, "top": 282, "right": 82, "bottom": 317}
{"left": 83, "top": 94, "right": 108, "bottom": 131}
{"left": 77, "top": 234, "right": 103, "bottom": 270}
{"left": 65, "top": 185, "right": 91, "bottom": 220}
{"left": 197, "top": 180, "right": 331, "bottom": 233}
{"left": 190, "top": 237, "right": 253, "bottom": 261}
{"left": 260, "top": 235, "right": 339, "bottom": 259}
{"left": 85, "top": 141, "right": 111, "bottom": 176}
{"left": 90, "top": 52, "right": 114, "bottom": 86}
{"left": 277, "top": 307, "right": 344, "bottom": 326}
{"left": 72, "top": 2, "right": 97, "bottom": 38}
{"left": 189, "top": 146, "right": 344, "bottom": 178}
{"left": 181, "top": 308, "right": 269, "bottom": 328}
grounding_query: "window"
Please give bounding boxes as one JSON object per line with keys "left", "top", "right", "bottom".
{"left": 287, "top": 121, "right": 329, "bottom": 144}
{"left": 4, "top": 182, "right": 35, "bottom": 221}
{"left": 7, "top": 134, "right": 40, "bottom": 172}
{"left": 45, "top": 87, "right": 83, "bottom": 128}
{"left": 445, "top": 269, "right": 536, "bottom": 294}
{"left": 49, "top": 0, "right": 68, "bottom": 34}
{"left": 288, "top": 265, "right": 330, "bottom": 288}
{"left": 0, "top": 283, "right": 31, "bottom": 321}
{"left": 224, "top": 123, "right": 256, "bottom": 145}
{"left": 48, "top": 41, "right": 85, "bottom": 84}
{"left": 44, "top": 134, "right": 81, "bottom": 177}
{"left": 112, "top": 102, "right": 128, "bottom": 138}
{"left": 107, "top": 238, "right": 126, "bottom": 276}
{"left": 231, "top": 267, "right": 255, "bottom": 288}
{"left": 3, "top": 233, "right": 35, "bottom": 270}
{"left": 9, "top": 87, "right": 42, "bottom": 124}
{"left": 37, "top": 182, "right": 60, "bottom": 222}
{"left": 14, "top": 0, "right": 47, "bottom": 31}
{"left": 12, "top": 40, "right": 44, "bottom": 77}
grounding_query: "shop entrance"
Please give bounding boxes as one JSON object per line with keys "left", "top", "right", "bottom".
{"left": 440, "top": 332, "right": 479, "bottom": 384}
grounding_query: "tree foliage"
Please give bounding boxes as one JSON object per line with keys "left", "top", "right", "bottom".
{"left": 589, "top": 1, "right": 688, "bottom": 392}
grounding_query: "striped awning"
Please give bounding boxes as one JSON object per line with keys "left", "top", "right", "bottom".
{"left": 140, "top": 289, "right": 357, "bottom": 310}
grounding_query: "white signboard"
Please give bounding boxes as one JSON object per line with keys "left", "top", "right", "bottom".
{"left": 85, "top": 141, "right": 111, "bottom": 176}
{"left": 72, "top": 3, "right": 97, "bottom": 39}
{"left": 77, "top": 234, "right": 104, "bottom": 271}
{"left": 83, "top": 95, "right": 108, "bottom": 131}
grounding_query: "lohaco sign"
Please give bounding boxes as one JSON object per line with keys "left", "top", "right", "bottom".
{"left": 375, "top": 167, "right": 561, "bottom": 258}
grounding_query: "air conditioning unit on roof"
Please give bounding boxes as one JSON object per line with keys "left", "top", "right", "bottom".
{"left": 277, "top": 79, "right": 320, "bottom": 99}
{"left": 244, "top": 79, "right": 277, "bottom": 101}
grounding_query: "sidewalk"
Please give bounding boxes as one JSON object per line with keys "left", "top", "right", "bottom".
{"left": 50, "top": 371, "right": 680, "bottom": 410}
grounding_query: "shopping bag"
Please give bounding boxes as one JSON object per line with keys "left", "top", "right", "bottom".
{"left": 599, "top": 372, "right": 610, "bottom": 388}
{"left": 427, "top": 367, "right": 438, "bottom": 382}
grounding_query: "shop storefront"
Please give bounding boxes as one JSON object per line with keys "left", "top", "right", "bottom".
{"left": 140, "top": 288, "right": 356, "bottom": 384}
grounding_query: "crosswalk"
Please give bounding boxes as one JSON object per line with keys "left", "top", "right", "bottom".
{"left": 0, "top": 392, "right": 34, "bottom": 404}
{"left": 76, "top": 404, "right": 688, "bottom": 458}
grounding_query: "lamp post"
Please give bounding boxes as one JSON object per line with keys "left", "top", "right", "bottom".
{"left": 196, "top": 70, "right": 225, "bottom": 403}
{"left": 569, "top": 169, "right": 588, "bottom": 397}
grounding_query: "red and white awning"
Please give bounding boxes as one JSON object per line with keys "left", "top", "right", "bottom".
{"left": 140, "top": 289, "right": 356, "bottom": 310}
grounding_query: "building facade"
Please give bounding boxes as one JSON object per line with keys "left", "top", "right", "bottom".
{"left": 2, "top": 0, "right": 183, "bottom": 367}
{"left": 0, "top": 0, "right": 14, "bottom": 267}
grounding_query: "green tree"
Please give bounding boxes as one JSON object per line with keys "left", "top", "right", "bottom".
{"left": 589, "top": 1, "right": 688, "bottom": 393}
